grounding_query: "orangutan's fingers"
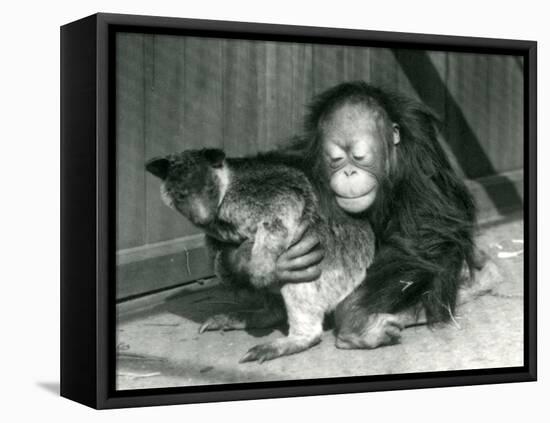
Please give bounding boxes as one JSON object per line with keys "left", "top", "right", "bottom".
{"left": 277, "top": 265, "right": 323, "bottom": 284}
{"left": 285, "top": 230, "right": 321, "bottom": 261}
{"left": 278, "top": 248, "right": 324, "bottom": 272}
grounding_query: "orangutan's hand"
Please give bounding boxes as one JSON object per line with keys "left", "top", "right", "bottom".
{"left": 275, "top": 222, "right": 324, "bottom": 283}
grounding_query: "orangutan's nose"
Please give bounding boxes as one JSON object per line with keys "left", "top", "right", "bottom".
{"left": 344, "top": 169, "right": 357, "bottom": 177}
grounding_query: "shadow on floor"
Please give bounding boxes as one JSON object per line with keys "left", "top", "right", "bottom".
{"left": 36, "top": 381, "right": 60, "bottom": 396}
{"left": 119, "top": 284, "right": 287, "bottom": 339}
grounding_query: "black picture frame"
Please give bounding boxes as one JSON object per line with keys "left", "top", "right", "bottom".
{"left": 60, "top": 12, "right": 537, "bottom": 409}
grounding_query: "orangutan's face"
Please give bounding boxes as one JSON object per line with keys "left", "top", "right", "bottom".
{"left": 321, "top": 102, "right": 399, "bottom": 214}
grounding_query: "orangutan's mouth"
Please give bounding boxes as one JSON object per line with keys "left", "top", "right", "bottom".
{"left": 335, "top": 188, "right": 374, "bottom": 201}
{"left": 335, "top": 189, "right": 376, "bottom": 213}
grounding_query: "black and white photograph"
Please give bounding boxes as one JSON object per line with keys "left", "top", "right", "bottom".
{"left": 113, "top": 29, "right": 528, "bottom": 391}
{"left": 4, "top": 0, "right": 550, "bottom": 417}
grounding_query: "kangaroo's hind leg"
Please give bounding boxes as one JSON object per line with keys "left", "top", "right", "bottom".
{"left": 240, "top": 283, "right": 324, "bottom": 363}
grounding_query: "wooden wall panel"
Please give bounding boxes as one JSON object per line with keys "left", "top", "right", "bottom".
{"left": 486, "top": 55, "right": 524, "bottom": 173}
{"left": 425, "top": 51, "right": 448, "bottom": 108}
{"left": 343, "top": 46, "right": 371, "bottom": 82}
{"left": 445, "top": 52, "right": 493, "bottom": 179}
{"left": 369, "top": 48, "right": 399, "bottom": 89}
{"left": 259, "top": 42, "right": 294, "bottom": 151}
{"left": 116, "top": 33, "right": 146, "bottom": 250}
{"left": 312, "top": 44, "right": 347, "bottom": 94}
{"left": 427, "top": 51, "right": 465, "bottom": 177}
{"left": 392, "top": 49, "right": 466, "bottom": 176}
{"left": 395, "top": 50, "right": 448, "bottom": 108}
{"left": 116, "top": 35, "right": 525, "bottom": 252}
{"left": 288, "top": 44, "right": 314, "bottom": 136}
{"left": 143, "top": 35, "right": 200, "bottom": 244}
{"left": 222, "top": 40, "right": 263, "bottom": 156}
{"left": 183, "top": 37, "right": 224, "bottom": 150}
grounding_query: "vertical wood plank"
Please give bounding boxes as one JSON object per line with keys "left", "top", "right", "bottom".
{"left": 392, "top": 49, "right": 463, "bottom": 175}
{"left": 426, "top": 51, "right": 449, "bottom": 114}
{"left": 312, "top": 44, "right": 346, "bottom": 95}
{"left": 423, "top": 51, "right": 467, "bottom": 177}
{"left": 289, "top": 44, "right": 314, "bottom": 135}
{"left": 486, "top": 55, "right": 524, "bottom": 173}
{"left": 183, "top": 37, "right": 224, "bottom": 149}
{"left": 425, "top": 51, "right": 464, "bottom": 176}
{"left": 258, "top": 42, "right": 294, "bottom": 151}
{"left": 445, "top": 52, "right": 492, "bottom": 178}
{"left": 394, "top": 49, "right": 449, "bottom": 106}
{"left": 369, "top": 47, "right": 399, "bottom": 89}
{"left": 508, "top": 55, "right": 524, "bottom": 171}
{"left": 343, "top": 45, "right": 371, "bottom": 83}
{"left": 144, "top": 35, "right": 200, "bottom": 244}
{"left": 222, "top": 39, "right": 262, "bottom": 157}
{"left": 395, "top": 49, "right": 422, "bottom": 101}
{"left": 116, "top": 33, "right": 146, "bottom": 250}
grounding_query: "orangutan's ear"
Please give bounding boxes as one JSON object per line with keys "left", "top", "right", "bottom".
{"left": 392, "top": 123, "right": 401, "bottom": 145}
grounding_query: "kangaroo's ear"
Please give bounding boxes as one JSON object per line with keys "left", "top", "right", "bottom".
{"left": 146, "top": 157, "right": 170, "bottom": 180}
{"left": 203, "top": 149, "right": 226, "bottom": 168}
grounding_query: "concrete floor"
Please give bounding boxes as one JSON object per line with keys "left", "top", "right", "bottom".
{"left": 116, "top": 218, "right": 524, "bottom": 390}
